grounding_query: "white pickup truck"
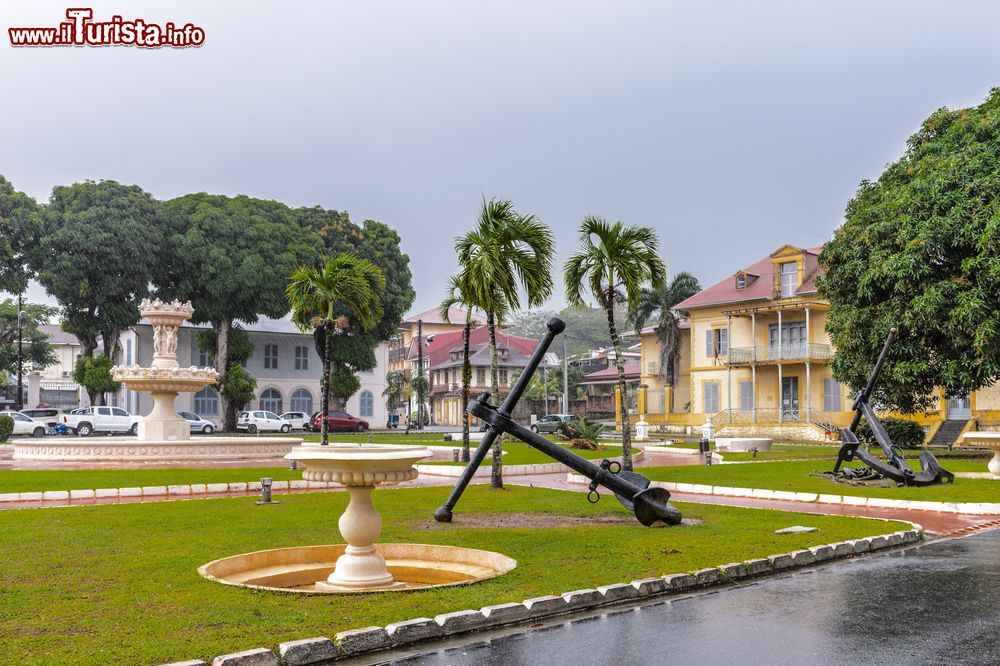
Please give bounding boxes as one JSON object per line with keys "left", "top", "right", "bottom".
{"left": 62, "top": 406, "right": 141, "bottom": 436}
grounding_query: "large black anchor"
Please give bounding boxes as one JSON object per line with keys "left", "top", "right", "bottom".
{"left": 433, "top": 317, "right": 682, "bottom": 527}
{"left": 830, "top": 328, "right": 953, "bottom": 486}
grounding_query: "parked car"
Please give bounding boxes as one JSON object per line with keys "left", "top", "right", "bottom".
{"left": 407, "top": 410, "right": 429, "bottom": 427}
{"left": 531, "top": 414, "right": 574, "bottom": 434}
{"left": 178, "top": 411, "right": 216, "bottom": 434}
{"left": 310, "top": 410, "right": 369, "bottom": 432}
{"left": 238, "top": 410, "right": 292, "bottom": 433}
{"left": 279, "top": 411, "right": 311, "bottom": 430}
{"left": 61, "top": 406, "right": 141, "bottom": 436}
{"left": 20, "top": 407, "right": 68, "bottom": 428}
{"left": 0, "top": 410, "right": 48, "bottom": 437}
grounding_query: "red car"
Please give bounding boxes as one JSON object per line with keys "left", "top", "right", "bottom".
{"left": 309, "top": 410, "right": 369, "bottom": 432}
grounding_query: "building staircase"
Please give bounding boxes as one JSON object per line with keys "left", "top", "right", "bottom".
{"left": 929, "top": 419, "right": 969, "bottom": 448}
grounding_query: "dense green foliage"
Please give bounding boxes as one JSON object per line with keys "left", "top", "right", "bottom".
{"left": 629, "top": 272, "right": 701, "bottom": 385}
{"left": 856, "top": 416, "right": 926, "bottom": 449}
{"left": 0, "top": 486, "right": 902, "bottom": 664}
{"left": 0, "top": 415, "right": 13, "bottom": 442}
{"left": 0, "top": 175, "right": 43, "bottom": 295}
{"left": 0, "top": 300, "right": 58, "bottom": 390}
{"left": 71, "top": 354, "right": 120, "bottom": 406}
{"left": 820, "top": 89, "right": 1000, "bottom": 413}
{"left": 34, "top": 180, "right": 164, "bottom": 356}
{"left": 565, "top": 216, "right": 666, "bottom": 471}
{"left": 195, "top": 326, "right": 256, "bottom": 412}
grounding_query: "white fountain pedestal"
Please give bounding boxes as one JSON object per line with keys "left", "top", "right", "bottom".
{"left": 958, "top": 431, "right": 1000, "bottom": 478}
{"left": 285, "top": 444, "right": 433, "bottom": 591}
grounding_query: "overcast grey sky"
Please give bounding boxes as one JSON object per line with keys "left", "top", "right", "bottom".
{"left": 4, "top": 0, "right": 1000, "bottom": 314}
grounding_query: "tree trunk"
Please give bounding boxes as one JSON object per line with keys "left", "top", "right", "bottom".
{"left": 101, "top": 329, "right": 121, "bottom": 363}
{"left": 462, "top": 314, "right": 471, "bottom": 460}
{"left": 606, "top": 302, "right": 633, "bottom": 471}
{"left": 213, "top": 319, "right": 233, "bottom": 431}
{"left": 321, "top": 324, "right": 332, "bottom": 446}
{"left": 487, "top": 310, "right": 503, "bottom": 489}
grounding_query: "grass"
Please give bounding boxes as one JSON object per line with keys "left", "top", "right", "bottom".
{"left": 0, "top": 467, "right": 302, "bottom": 493}
{"left": 717, "top": 444, "right": 841, "bottom": 462}
{"left": 0, "top": 485, "right": 907, "bottom": 664}
{"left": 644, "top": 458, "right": 1000, "bottom": 502}
{"left": 426, "top": 441, "right": 622, "bottom": 466}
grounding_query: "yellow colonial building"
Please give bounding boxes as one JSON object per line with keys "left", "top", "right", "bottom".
{"left": 639, "top": 244, "right": 990, "bottom": 445}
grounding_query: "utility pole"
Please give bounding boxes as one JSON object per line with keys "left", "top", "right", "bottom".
{"left": 562, "top": 336, "right": 569, "bottom": 414}
{"left": 543, "top": 366, "right": 548, "bottom": 416}
{"left": 417, "top": 319, "right": 424, "bottom": 430}
{"left": 16, "top": 293, "right": 24, "bottom": 412}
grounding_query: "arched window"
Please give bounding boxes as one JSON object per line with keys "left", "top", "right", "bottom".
{"left": 359, "top": 390, "right": 374, "bottom": 417}
{"left": 260, "top": 388, "right": 283, "bottom": 413}
{"left": 194, "top": 387, "right": 219, "bottom": 416}
{"left": 290, "top": 388, "right": 313, "bottom": 414}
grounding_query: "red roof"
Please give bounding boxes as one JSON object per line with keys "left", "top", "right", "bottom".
{"left": 580, "top": 361, "right": 641, "bottom": 384}
{"left": 675, "top": 245, "right": 823, "bottom": 311}
{"left": 405, "top": 306, "right": 483, "bottom": 326}
{"left": 409, "top": 325, "right": 542, "bottom": 369}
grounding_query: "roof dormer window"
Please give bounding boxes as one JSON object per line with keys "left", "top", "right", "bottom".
{"left": 736, "top": 274, "right": 746, "bottom": 289}
{"left": 779, "top": 261, "right": 798, "bottom": 298}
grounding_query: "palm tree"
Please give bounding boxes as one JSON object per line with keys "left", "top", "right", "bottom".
{"left": 440, "top": 275, "right": 481, "bottom": 461}
{"left": 286, "top": 253, "right": 385, "bottom": 446}
{"left": 455, "top": 198, "right": 554, "bottom": 488}
{"left": 564, "top": 217, "right": 666, "bottom": 471}
{"left": 628, "top": 272, "right": 701, "bottom": 387}
{"left": 382, "top": 369, "right": 410, "bottom": 426}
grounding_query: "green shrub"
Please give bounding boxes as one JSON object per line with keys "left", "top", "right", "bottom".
{"left": 0, "top": 415, "right": 13, "bottom": 442}
{"left": 857, "top": 416, "right": 925, "bottom": 449}
{"left": 556, "top": 417, "right": 606, "bottom": 450}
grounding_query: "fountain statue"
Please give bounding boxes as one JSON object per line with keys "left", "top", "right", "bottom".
{"left": 112, "top": 299, "right": 219, "bottom": 442}
{"left": 13, "top": 299, "right": 300, "bottom": 461}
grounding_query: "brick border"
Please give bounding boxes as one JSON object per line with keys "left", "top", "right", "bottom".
{"left": 164, "top": 527, "right": 922, "bottom": 666}
{"left": 565, "top": 473, "right": 1000, "bottom": 516}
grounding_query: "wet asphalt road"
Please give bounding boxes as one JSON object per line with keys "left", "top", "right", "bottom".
{"left": 393, "top": 530, "right": 1000, "bottom": 665}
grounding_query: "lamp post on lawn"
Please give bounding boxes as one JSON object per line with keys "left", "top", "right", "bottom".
{"left": 16, "top": 293, "right": 24, "bottom": 412}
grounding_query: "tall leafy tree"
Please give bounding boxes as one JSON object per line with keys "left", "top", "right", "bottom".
{"left": 299, "top": 209, "right": 415, "bottom": 411}
{"left": 71, "top": 355, "right": 120, "bottom": 407}
{"left": 455, "top": 198, "right": 554, "bottom": 489}
{"left": 382, "top": 369, "right": 412, "bottom": 420}
{"left": 159, "top": 194, "right": 320, "bottom": 430}
{"left": 0, "top": 176, "right": 43, "bottom": 297}
{"left": 195, "top": 326, "right": 257, "bottom": 418}
{"left": 440, "top": 274, "right": 480, "bottom": 460}
{"left": 821, "top": 89, "right": 1000, "bottom": 413}
{"left": 286, "top": 254, "right": 385, "bottom": 445}
{"left": 565, "top": 217, "right": 666, "bottom": 471}
{"left": 33, "top": 180, "right": 164, "bottom": 358}
{"left": 0, "top": 300, "right": 58, "bottom": 393}
{"left": 628, "top": 272, "right": 701, "bottom": 385}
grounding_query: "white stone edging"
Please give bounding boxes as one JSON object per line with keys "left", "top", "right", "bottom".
{"left": 417, "top": 451, "right": 645, "bottom": 479}
{"left": 0, "top": 479, "right": 339, "bottom": 505}
{"left": 169, "top": 526, "right": 922, "bottom": 665}
{"left": 564, "top": 473, "right": 1000, "bottom": 516}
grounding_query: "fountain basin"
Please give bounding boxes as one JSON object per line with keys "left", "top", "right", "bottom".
{"left": 199, "top": 543, "right": 517, "bottom": 594}
{"left": 12, "top": 436, "right": 302, "bottom": 461}
{"left": 958, "top": 431, "right": 1000, "bottom": 478}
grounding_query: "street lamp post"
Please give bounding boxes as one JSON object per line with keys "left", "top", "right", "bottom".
{"left": 562, "top": 336, "right": 568, "bottom": 414}
{"left": 16, "top": 293, "right": 24, "bottom": 412}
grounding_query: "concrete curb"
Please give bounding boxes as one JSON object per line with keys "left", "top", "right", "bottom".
{"left": 418, "top": 451, "right": 645, "bottom": 479}
{"left": 564, "top": 473, "right": 1000, "bottom": 516}
{"left": 0, "top": 479, "right": 338, "bottom": 505}
{"left": 164, "top": 527, "right": 921, "bottom": 665}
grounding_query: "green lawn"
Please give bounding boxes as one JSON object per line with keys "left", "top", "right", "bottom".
{"left": 717, "top": 444, "right": 841, "bottom": 462}
{"left": 426, "top": 442, "right": 622, "bottom": 466}
{"left": 645, "top": 459, "right": 1000, "bottom": 502}
{"left": 0, "top": 467, "right": 302, "bottom": 493}
{"left": 0, "top": 485, "right": 907, "bottom": 665}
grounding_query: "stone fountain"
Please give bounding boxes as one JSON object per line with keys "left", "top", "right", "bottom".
{"left": 13, "top": 299, "right": 301, "bottom": 462}
{"left": 958, "top": 431, "right": 1000, "bottom": 478}
{"left": 199, "top": 443, "right": 517, "bottom": 594}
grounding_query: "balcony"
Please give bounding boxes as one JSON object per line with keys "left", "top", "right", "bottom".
{"left": 726, "top": 343, "right": 832, "bottom": 366}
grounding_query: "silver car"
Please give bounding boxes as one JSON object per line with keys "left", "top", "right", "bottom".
{"left": 531, "top": 414, "right": 574, "bottom": 434}
{"left": 178, "top": 411, "right": 216, "bottom": 434}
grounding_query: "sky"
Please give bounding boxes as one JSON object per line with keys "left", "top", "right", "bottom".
{"left": 4, "top": 0, "right": 1000, "bottom": 315}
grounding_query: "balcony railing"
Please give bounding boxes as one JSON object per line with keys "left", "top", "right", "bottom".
{"left": 726, "top": 343, "right": 832, "bottom": 365}
{"left": 708, "top": 408, "right": 836, "bottom": 427}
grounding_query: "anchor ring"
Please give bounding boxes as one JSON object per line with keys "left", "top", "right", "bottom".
{"left": 587, "top": 489, "right": 600, "bottom": 504}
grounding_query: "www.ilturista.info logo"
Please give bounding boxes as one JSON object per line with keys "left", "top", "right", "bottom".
{"left": 8, "top": 8, "right": 205, "bottom": 48}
